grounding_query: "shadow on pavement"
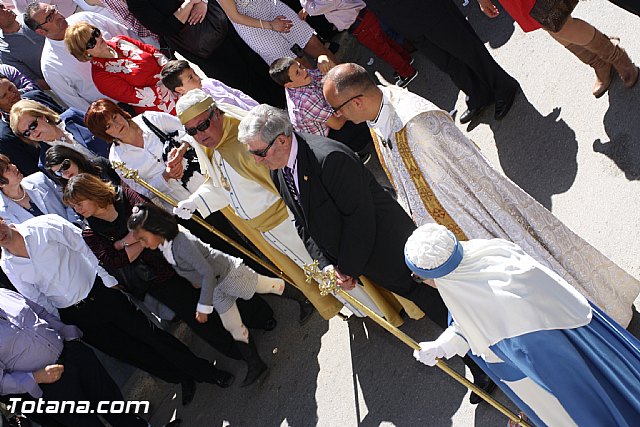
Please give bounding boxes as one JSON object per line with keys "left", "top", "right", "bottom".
{"left": 458, "top": 0, "right": 517, "bottom": 50}
{"left": 488, "top": 93, "right": 579, "bottom": 210}
{"left": 593, "top": 82, "right": 640, "bottom": 180}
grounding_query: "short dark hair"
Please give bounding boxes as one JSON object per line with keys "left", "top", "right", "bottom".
{"left": 161, "top": 59, "right": 191, "bottom": 92}
{"left": 63, "top": 173, "right": 116, "bottom": 209}
{"left": 0, "top": 154, "right": 12, "bottom": 185}
{"left": 85, "top": 98, "right": 132, "bottom": 144}
{"left": 269, "top": 57, "right": 296, "bottom": 86}
{"left": 23, "top": 2, "right": 43, "bottom": 32}
{"left": 127, "top": 202, "right": 179, "bottom": 241}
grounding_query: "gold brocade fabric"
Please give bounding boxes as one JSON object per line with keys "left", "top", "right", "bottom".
{"left": 394, "top": 128, "right": 468, "bottom": 242}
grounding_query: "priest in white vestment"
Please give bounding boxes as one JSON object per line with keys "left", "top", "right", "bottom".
{"left": 323, "top": 63, "right": 640, "bottom": 327}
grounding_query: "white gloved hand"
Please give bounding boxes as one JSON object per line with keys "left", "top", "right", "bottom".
{"left": 174, "top": 199, "right": 196, "bottom": 220}
{"left": 413, "top": 341, "right": 445, "bottom": 366}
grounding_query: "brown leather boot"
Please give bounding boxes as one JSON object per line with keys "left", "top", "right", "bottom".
{"left": 583, "top": 30, "right": 639, "bottom": 88}
{"left": 564, "top": 43, "right": 613, "bottom": 98}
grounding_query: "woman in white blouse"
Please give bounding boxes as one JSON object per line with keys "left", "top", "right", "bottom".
{"left": 85, "top": 98, "right": 203, "bottom": 208}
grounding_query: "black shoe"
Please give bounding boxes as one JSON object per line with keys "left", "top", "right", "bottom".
{"left": 469, "top": 373, "right": 497, "bottom": 404}
{"left": 395, "top": 69, "right": 419, "bottom": 88}
{"left": 459, "top": 105, "right": 489, "bottom": 124}
{"left": 206, "top": 365, "right": 235, "bottom": 388}
{"left": 180, "top": 379, "right": 196, "bottom": 406}
{"left": 281, "top": 284, "right": 316, "bottom": 324}
{"left": 494, "top": 86, "right": 519, "bottom": 120}
{"left": 236, "top": 338, "right": 269, "bottom": 387}
{"left": 263, "top": 317, "right": 277, "bottom": 331}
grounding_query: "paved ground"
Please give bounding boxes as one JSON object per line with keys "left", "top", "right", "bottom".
{"left": 105, "top": 2, "right": 640, "bottom": 426}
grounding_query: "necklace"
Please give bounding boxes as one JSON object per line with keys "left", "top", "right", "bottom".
{"left": 215, "top": 152, "right": 231, "bottom": 191}
{"left": 7, "top": 186, "right": 26, "bottom": 202}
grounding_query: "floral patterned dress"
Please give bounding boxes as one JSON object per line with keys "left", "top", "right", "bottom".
{"left": 91, "top": 35, "right": 176, "bottom": 114}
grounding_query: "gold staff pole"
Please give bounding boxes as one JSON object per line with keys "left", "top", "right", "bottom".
{"left": 112, "top": 161, "right": 293, "bottom": 284}
{"left": 304, "top": 261, "right": 531, "bottom": 427}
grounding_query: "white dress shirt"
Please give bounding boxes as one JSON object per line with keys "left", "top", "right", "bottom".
{"left": 110, "top": 111, "right": 204, "bottom": 205}
{"left": 0, "top": 215, "right": 117, "bottom": 315}
{"left": 41, "top": 12, "right": 139, "bottom": 110}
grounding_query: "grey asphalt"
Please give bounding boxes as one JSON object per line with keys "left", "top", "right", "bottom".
{"left": 108, "top": 1, "right": 640, "bottom": 426}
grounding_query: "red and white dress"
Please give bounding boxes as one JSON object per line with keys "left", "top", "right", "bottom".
{"left": 91, "top": 35, "right": 176, "bottom": 114}
{"left": 497, "top": 0, "right": 543, "bottom": 33}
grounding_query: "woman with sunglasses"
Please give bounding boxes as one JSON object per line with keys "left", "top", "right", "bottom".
{"left": 64, "top": 21, "right": 176, "bottom": 115}
{"left": 44, "top": 144, "right": 121, "bottom": 189}
{"left": 0, "top": 153, "right": 79, "bottom": 225}
{"left": 9, "top": 99, "right": 110, "bottom": 169}
{"left": 62, "top": 173, "right": 276, "bottom": 366}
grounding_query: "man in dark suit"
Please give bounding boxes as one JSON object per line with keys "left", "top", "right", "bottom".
{"left": 238, "top": 104, "right": 496, "bottom": 403}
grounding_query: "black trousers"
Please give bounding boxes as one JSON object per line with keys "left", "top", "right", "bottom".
{"left": 59, "top": 279, "right": 212, "bottom": 384}
{"left": 36, "top": 341, "right": 147, "bottom": 427}
{"left": 328, "top": 121, "right": 373, "bottom": 153}
{"left": 147, "top": 275, "right": 274, "bottom": 360}
{"left": 178, "top": 25, "right": 285, "bottom": 108}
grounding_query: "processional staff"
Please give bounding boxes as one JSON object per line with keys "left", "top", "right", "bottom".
{"left": 111, "top": 161, "right": 293, "bottom": 285}
{"left": 303, "top": 261, "right": 531, "bottom": 427}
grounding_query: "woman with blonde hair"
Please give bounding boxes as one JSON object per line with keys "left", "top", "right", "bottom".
{"left": 9, "top": 99, "right": 109, "bottom": 167}
{"left": 64, "top": 21, "right": 176, "bottom": 114}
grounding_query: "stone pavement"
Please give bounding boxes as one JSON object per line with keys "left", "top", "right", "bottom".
{"left": 110, "top": 2, "right": 640, "bottom": 426}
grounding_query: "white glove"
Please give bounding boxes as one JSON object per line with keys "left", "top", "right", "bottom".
{"left": 413, "top": 326, "right": 470, "bottom": 367}
{"left": 174, "top": 199, "right": 196, "bottom": 220}
{"left": 414, "top": 341, "right": 445, "bottom": 366}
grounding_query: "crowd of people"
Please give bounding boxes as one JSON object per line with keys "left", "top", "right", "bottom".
{"left": 0, "top": 0, "right": 639, "bottom": 426}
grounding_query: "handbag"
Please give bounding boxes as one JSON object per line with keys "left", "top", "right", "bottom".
{"left": 141, "top": 114, "right": 201, "bottom": 190}
{"left": 529, "top": 0, "right": 579, "bottom": 33}
{"left": 165, "top": 2, "right": 229, "bottom": 59}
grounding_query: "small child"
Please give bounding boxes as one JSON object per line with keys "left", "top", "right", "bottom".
{"left": 405, "top": 223, "right": 640, "bottom": 426}
{"left": 299, "top": 0, "right": 417, "bottom": 86}
{"left": 128, "top": 202, "right": 314, "bottom": 386}
{"left": 160, "top": 59, "right": 259, "bottom": 111}
{"left": 269, "top": 57, "right": 371, "bottom": 162}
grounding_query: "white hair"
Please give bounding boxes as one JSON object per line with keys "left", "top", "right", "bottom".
{"left": 405, "top": 223, "right": 456, "bottom": 270}
{"left": 238, "top": 104, "right": 292, "bottom": 145}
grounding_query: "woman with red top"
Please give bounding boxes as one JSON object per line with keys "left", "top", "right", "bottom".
{"left": 475, "top": 0, "right": 638, "bottom": 98}
{"left": 64, "top": 21, "right": 176, "bottom": 114}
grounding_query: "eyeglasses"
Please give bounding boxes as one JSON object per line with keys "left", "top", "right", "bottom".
{"left": 85, "top": 27, "right": 101, "bottom": 51}
{"left": 185, "top": 109, "right": 215, "bottom": 136}
{"left": 331, "top": 94, "right": 363, "bottom": 114}
{"left": 51, "top": 159, "right": 71, "bottom": 177}
{"left": 35, "top": 5, "right": 57, "bottom": 29}
{"left": 21, "top": 118, "right": 38, "bottom": 138}
{"left": 248, "top": 134, "right": 281, "bottom": 158}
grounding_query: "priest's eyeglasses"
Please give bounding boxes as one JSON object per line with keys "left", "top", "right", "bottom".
{"left": 185, "top": 108, "right": 216, "bottom": 136}
{"left": 331, "top": 94, "right": 363, "bottom": 114}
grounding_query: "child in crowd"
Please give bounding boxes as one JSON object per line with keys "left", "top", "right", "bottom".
{"left": 160, "top": 59, "right": 259, "bottom": 111}
{"left": 128, "top": 202, "right": 313, "bottom": 387}
{"left": 269, "top": 56, "right": 371, "bottom": 163}
{"left": 405, "top": 223, "right": 640, "bottom": 426}
{"left": 298, "top": 0, "right": 417, "bottom": 86}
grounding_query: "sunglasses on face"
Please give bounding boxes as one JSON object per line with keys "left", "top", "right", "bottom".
{"left": 35, "top": 5, "right": 57, "bottom": 29}
{"left": 86, "top": 28, "right": 101, "bottom": 51}
{"left": 52, "top": 159, "right": 71, "bottom": 177}
{"left": 21, "top": 118, "right": 38, "bottom": 138}
{"left": 185, "top": 108, "right": 215, "bottom": 136}
{"left": 248, "top": 134, "right": 281, "bottom": 158}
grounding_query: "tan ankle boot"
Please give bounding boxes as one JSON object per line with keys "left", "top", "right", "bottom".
{"left": 583, "top": 30, "right": 639, "bottom": 88}
{"left": 564, "top": 43, "right": 613, "bottom": 98}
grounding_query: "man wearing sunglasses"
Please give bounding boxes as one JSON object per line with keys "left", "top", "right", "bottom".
{"left": 24, "top": 2, "right": 140, "bottom": 111}
{"left": 173, "top": 89, "right": 348, "bottom": 322}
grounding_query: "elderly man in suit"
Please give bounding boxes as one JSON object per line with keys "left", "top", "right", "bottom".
{"left": 238, "top": 104, "right": 496, "bottom": 403}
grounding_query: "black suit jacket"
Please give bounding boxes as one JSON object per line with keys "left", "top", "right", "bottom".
{"left": 272, "top": 133, "right": 417, "bottom": 284}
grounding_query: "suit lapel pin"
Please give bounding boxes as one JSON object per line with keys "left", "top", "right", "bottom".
{"left": 303, "top": 175, "right": 309, "bottom": 181}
